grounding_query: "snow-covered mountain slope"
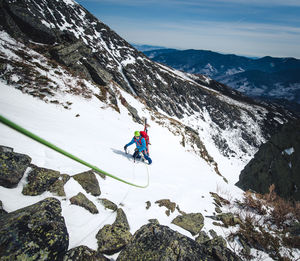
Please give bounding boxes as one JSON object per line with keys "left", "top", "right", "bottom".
{"left": 0, "top": 1, "right": 300, "bottom": 259}
{"left": 0, "top": 68, "right": 243, "bottom": 256}
{"left": 1, "top": 66, "right": 299, "bottom": 260}
{"left": 0, "top": 26, "right": 243, "bottom": 253}
{"left": 0, "top": 0, "right": 297, "bottom": 167}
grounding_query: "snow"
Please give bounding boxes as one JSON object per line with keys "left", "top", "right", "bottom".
{"left": 201, "top": 63, "right": 218, "bottom": 76}
{"left": 225, "top": 67, "right": 245, "bottom": 76}
{"left": 0, "top": 80, "right": 246, "bottom": 256}
{"left": 62, "top": 0, "right": 76, "bottom": 5}
{"left": 284, "top": 147, "right": 294, "bottom": 155}
{"left": 0, "top": 1, "right": 298, "bottom": 259}
{"left": 120, "top": 55, "right": 136, "bottom": 66}
{"left": 157, "top": 63, "right": 219, "bottom": 94}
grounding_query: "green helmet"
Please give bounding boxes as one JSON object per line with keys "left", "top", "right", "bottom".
{"left": 134, "top": 131, "right": 140, "bottom": 137}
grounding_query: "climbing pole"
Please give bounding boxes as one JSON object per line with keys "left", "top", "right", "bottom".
{"left": 0, "top": 114, "right": 149, "bottom": 188}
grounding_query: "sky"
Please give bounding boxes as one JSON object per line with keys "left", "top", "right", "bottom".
{"left": 76, "top": 0, "right": 300, "bottom": 59}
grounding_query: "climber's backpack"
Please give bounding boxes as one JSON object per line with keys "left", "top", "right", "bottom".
{"left": 140, "top": 131, "right": 150, "bottom": 154}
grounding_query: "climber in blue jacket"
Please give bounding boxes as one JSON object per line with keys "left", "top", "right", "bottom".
{"left": 124, "top": 131, "right": 152, "bottom": 165}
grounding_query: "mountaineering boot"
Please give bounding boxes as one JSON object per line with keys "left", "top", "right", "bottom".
{"left": 133, "top": 150, "right": 141, "bottom": 160}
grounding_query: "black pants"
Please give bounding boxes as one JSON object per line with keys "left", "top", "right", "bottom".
{"left": 133, "top": 150, "right": 152, "bottom": 164}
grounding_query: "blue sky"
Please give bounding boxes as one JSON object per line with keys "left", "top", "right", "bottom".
{"left": 76, "top": 0, "right": 300, "bottom": 58}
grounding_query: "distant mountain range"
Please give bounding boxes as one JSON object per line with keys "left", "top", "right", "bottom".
{"left": 135, "top": 45, "right": 300, "bottom": 114}
{"left": 131, "top": 43, "right": 167, "bottom": 52}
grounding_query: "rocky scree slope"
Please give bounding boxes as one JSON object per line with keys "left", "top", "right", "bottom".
{"left": 0, "top": 0, "right": 297, "bottom": 162}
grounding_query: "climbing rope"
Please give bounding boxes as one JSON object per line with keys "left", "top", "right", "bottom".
{"left": 0, "top": 114, "right": 149, "bottom": 188}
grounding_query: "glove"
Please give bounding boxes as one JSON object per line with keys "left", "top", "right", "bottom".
{"left": 124, "top": 145, "right": 128, "bottom": 151}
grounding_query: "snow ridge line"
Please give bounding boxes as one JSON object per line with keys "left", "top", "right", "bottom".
{"left": 0, "top": 114, "right": 149, "bottom": 188}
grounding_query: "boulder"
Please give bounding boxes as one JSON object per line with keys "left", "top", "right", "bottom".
{"left": 96, "top": 208, "right": 132, "bottom": 255}
{"left": 0, "top": 200, "right": 7, "bottom": 215}
{"left": 49, "top": 174, "right": 70, "bottom": 197}
{"left": 155, "top": 199, "right": 176, "bottom": 213}
{"left": 216, "top": 213, "right": 243, "bottom": 228}
{"left": 195, "top": 231, "right": 210, "bottom": 244}
{"left": 196, "top": 230, "right": 242, "bottom": 261}
{"left": 171, "top": 213, "right": 204, "bottom": 236}
{"left": 73, "top": 170, "right": 101, "bottom": 196}
{"left": 0, "top": 146, "right": 31, "bottom": 188}
{"left": 117, "top": 223, "right": 213, "bottom": 261}
{"left": 0, "top": 145, "right": 13, "bottom": 153}
{"left": 63, "top": 245, "right": 109, "bottom": 261}
{"left": 0, "top": 197, "right": 69, "bottom": 260}
{"left": 114, "top": 208, "right": 130, "bottom": 230}
{"left": 22, "top": 165, "right": 60, "bottom": 195}
{"left": 98, "top": 198, "right": 118, "bottom": 211}
{"left": 96, "top": 224, "right": 132, "bottom": 255}
{"left": 70, "top": 192, "right": 99, "bottom": 214}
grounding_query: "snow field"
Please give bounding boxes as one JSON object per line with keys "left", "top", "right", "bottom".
{"left": 0, "top": 82, "right": 245, "bottom": 253}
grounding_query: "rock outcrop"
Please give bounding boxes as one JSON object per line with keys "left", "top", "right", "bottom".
{"left": 63, "top": 245, "right": 109, "bottom": 261}
{"left": 117, "top": 222, "right": 240, "bottom": 261}
{"left": 0, "top": 197, "right": 69, "bottom": 260}
{"left": 171, "top": 213, "right": 204, "bottom": 236}
{"left": 22, "top": 165, "right": 61, "bottom": 196}
{"left": 98, "top": 198, "right": 118, "bottom": 211}
{"left": 0, "top": 200, "right": 7, "bottom": 215}
{"left": 70, "top": 192, "right": 99, "bottom": 214}
{"left": 72, "top": 170, "right": 101, "bottom": 196}
{"left": 0, "top": 145, "right": 31, "bottom": 188}
{"left": 96, "top": 208, "right": 132, "bottom": 255}
{"left": 236, "top": 120, "right": 300, "bottom": 200}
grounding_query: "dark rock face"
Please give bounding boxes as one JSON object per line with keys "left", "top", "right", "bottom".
{"left": 171, "top": 213, "right": 204, "bottom": 236}
{"left": 0, "top": 197, "right": 69, "bottom": 260}
{"left": 49, "top": 174, "right": 70, "bottom": 197}
{"left": 117, "top": 223, "right": 240, "bottom": 261}
{"left": 22, "top": 165, "right": 61, "bottom": 195}
{"left": 0, "top": 145, "right": 32, "bottom": 188}
{"left": 63, "top": 245, "right": 109, "bottom": 261}
{"left": 72, "top": 170, "right": 101, "bottom": 196}
{"left": 236, "top": 120, "right": 300, "bottom": 200}
{"left": 0, "top": 200, "right": 7, "bottom": 215}
{"left": 70, "top": 192, "right": 99, "bottom": 214}
{"left": 98, "top": 198, "right": 118, "bottom": 211}
{"left": 117, "top": 223, "right": 207, "bottom": 261}
{"left": 96, "top": 208, "right": 132, "bottom": 255}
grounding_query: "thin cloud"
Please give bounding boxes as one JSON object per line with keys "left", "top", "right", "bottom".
{"left": 78, "top": 0, "right": 300, "bottom": 7}
{"left": 79, "top": 0, "right": 300, "bottom": 58}
{"left": 103, "top": 15, "right": 300, "bottom": 57}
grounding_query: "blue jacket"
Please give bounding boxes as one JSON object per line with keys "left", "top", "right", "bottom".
{"left": 126, "top": 136, "right": 147, "bottom": 152}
